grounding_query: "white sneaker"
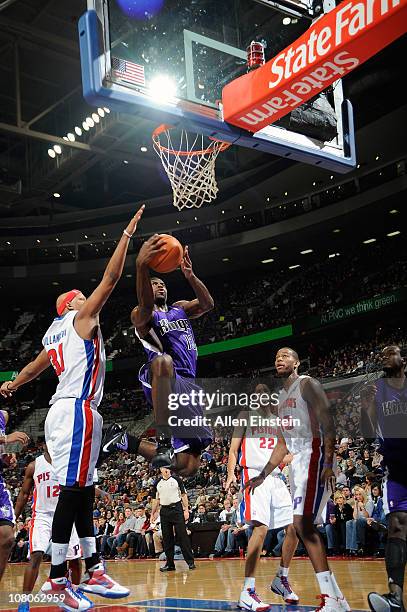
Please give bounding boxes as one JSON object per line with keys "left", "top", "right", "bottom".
{"left": 270, "top": 575, "right": 300, "bottom": 604}
{"left": 314, "top": 594, "right": 344, "bottom": 612}
{"left": 238, "top": 588, "right": 271, "bottom": 611}
{"left": 78, "top": 562, "right": 130, "bottom": 599}
{"left": 41, "top": 577, "right": 94, "bottom": 611}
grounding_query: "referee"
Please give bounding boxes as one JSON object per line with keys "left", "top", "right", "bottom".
{"left": 151, "top": 467, "right": 195, "bottom": 572}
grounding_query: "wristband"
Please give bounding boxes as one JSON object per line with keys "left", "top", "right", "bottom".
{"left": 6, "top": 382, "right": 15, "bottom": 392}
{"left": 123, "top": 229, "right": 133, "bottom": 238}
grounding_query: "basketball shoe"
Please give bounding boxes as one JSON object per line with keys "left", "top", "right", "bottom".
{"left": 238, "top": 588, "right": 271, "bottom": 611}
{"left": 314, "top": 594, "right": 344, "bottom": 612}
{"left": 41, "top": 577, "right": 94, "bottom": 610}
{"left": 96, "top": 423, "right": 128, "bottom": 466}
{"left": 368, "top": 592, "right": 405, "bottom": 612}
{"left": 151, "top": 435, "right": 176, "bottom": 469}
{"left": 78, "top": 562, "right": 130, "bottom": 598}
{"left": 270, "top": 575, "right": 299, "bottom": 604}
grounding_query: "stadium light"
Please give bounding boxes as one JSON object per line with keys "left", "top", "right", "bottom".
{"left": 75, "top": 126, "right": 82, "bottom": 136}
{"left": 53, "top": 145, "right": 62, "bottom": 154}
{"left": 48, "top": 149, "right": 56, "bottom": 158}
{"left": 300, "top": 249, "right": 313, "bottom": 254}
{"left": 149, "top": 75, "right": 177, "bottom": 103}
{"left": 92, "top": 112, "right": 100, "bottom": 123}
{"left": 363, "top": 238, "right": 376, "bottom": 244}
{"left": 53, "top": 193, "right": 61, "bottom": 198}
{"left": 261, "top": 258, "right": 274, "bottom": 264}
{"left": 289, "top": 264, "right": 300, "bottom": 269}
{"left": 86, "top": 117, "right": 95, "bottom": 128}
{"left": 97, "top": 108, "right": 105, "bottom": 117}
{"left": 67, "top": 133, "right": 75, "bottom": 142}
{"left": 82, "top": 121, "right": 90, "bottom": 131}
{"left": 387, "top": 230, "right": 400, "bottom": 237}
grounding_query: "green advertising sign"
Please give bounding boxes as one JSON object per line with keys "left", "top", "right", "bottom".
{"left": 198, "top": 324, "right": 293, "bottom": 356}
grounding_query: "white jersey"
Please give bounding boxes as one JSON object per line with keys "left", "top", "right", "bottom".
{"left": 278, "top": 375, "right": 322, "bottom": 455}
{"left": 238, "top": 417, "right": 280, "bottom": 473}
{"left": 42, "top": 310, "right": 105, "bottom": 408}
{"left": 32, "top": 454, "right": 61, "bottom": 514}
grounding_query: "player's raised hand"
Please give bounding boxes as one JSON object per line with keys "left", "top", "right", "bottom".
{"left": 180, "top": 246, "right": 194, "bottom": 279}
{"left": 5, "top": 431, "right": 30, "bottom": 446}
{"left": 136, "top": 234, "right": 167, "bottom": 267}
{"left": 242, "top": 473, "right": 265, "bottom": 494}
{"left": 124, "top": 204, "right": 145, "bottom": 237}
{"left": 224, "top": 473, "right": 237, "bottom": 491}
{"left": 0, "top": 381, "right": 15, "bottom": 398}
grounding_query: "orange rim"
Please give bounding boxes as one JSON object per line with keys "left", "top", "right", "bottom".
{"left": 152, "top": 124, "right": 231, "bottom": 157}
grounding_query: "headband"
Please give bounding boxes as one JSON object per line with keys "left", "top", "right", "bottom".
{"left": 57, "top": 289, "right": 81, "bottom": 316}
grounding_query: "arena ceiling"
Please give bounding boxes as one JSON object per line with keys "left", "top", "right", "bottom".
{"left": 0, "top": 0, "right": 406, "bottom": 222}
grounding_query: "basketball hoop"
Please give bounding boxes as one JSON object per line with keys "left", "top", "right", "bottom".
{"left": 152, "top": 124, "right": 230, "bottom": 211}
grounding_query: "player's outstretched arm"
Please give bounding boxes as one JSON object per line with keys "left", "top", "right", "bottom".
{"left": 75, "top": 206, "right": 145, "bottom": 336}
{"left": 132, "top": 234, "right": 167, "bottom": 336}
{"left": 14, "top": 461, "right": 35, "bottom": 522}
{"left": 302, "top": 377, "right": 336, "bottom": 488}
{"left": 173, "top": 246, "right": 214, "bottom": 319}
{"left": 243, "top": 434, "right": 288, "bottom": 493}
{"left": 0, "top": 349, "right": 51, "bottom": 398}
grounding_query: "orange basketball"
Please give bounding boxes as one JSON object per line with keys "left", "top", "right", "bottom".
{"left": 149, "top": 234, "right": 184, "bottom": 273}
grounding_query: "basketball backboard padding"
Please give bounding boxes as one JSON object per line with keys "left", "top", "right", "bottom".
{"left": 79, "top": 5, "right": 357, "bottom": 172}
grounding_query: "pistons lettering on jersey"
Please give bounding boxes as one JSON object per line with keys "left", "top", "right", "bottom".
{"left": 36, "top": 471, "right": 51, "bottom": 483}
{"left": 43, "top": 329, "right": 67, "bottom": 346}
{"left": 159, "top": 318, "right": 190, "bottom": 335}
{"left": 250, "top": 426, "right": 278, "bottom": 436}
{"left": 280, "top": 397, "right": 297, "bottom": 409}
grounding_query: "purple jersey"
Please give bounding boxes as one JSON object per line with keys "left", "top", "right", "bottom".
{"left": 375, "top": 377, "right": 407, "bottom": 471}
{"left": 138, "top": 306, "right": 197, "bottom": 377}
{"left": 0, "top": 411, "right": 15, "bottom": 523}
{"left": 0, "top": 410, "right": 6, "bottom": 474}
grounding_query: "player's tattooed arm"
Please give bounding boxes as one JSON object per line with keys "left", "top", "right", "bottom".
{"left": 302, "top": 377, "right": 336, "bottom": 490}
{"left": 133, "top": 235, "right": 167, "bottom": 335}
{"left": 75, "top": 206, "right": 145, "bottom": 338}
{"left": 243, "top": 434, "right": 288, "bottom": 493}
{"left": 0, "top": 349, "right": 51, "bottom": 398}
{"left": 173, "top": 246, "right": 214, "bottom": 319}
{"left": 14, "top": 461, "right": 35, "bottom": 522}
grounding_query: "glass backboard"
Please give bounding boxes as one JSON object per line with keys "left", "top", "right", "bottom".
{"left": 79, "top": 0, "right": 356, "bottom": 171}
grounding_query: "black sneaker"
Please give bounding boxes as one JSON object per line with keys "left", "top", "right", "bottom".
{"left": 97, "top": 423, "right": 128, "bottom": 466}
{"left": 160, "top": 565, "right": 176, "bottom": 572}
{"left": 188, "top": 563, "right": 196, "bottom": 570}
{"left": 368, "top": 592, "right": 405, "bottom": 612}
{"left": 151, "top": 442, "right": 176, "bottom": 469}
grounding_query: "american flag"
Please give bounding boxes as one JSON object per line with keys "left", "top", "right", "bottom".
{"left": 112, "top": 57, "right": 145, "bottom": 87}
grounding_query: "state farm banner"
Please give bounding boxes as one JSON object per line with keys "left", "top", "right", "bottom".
{"left": 222, "top": 0, "right": 407, "bottom": 131}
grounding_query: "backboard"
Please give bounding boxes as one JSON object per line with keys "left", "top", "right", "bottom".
{"left": 79, "top": 0, "right": 356, "bottom": 172}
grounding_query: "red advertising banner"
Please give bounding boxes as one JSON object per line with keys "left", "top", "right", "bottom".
{"left": 222, "top": 0, "right": 407, "bottom": 131}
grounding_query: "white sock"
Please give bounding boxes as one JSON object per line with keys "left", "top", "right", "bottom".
{"left": 330, "top": 572, "right": 344, "bottom": 599}
{"left": 79, "top": 537, "right": 96, "bottom": 559}
{"left": 277, "top": 565, "right": 289, "bottom": 578}
{"left": 244, "top": 577, "right": 256, "bottom": 590}
{"left": 51, "top": 542, "right": 69, "bottom": 567}
{"left": 316, "top": 571, "right": 337, "bottom": 598}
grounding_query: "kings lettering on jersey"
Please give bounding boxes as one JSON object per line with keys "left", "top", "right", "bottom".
{"left": 158, "top": 317, "right": 190, "bottom": 335}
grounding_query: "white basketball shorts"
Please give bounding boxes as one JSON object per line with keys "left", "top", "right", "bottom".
{"left": 29, "top": 512, "right": 80, "bottom": 559}
{"left": 45, "top": 398, "right": 103, "bottom": 487}
{"left": 288, "top": 441, "right": 334, "bottom": 524}
{"left": 240, "top": 468, "right": 293, "bottom": 529}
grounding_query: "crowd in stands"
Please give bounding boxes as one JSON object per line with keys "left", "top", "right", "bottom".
{"left": 1, "top": 427, "right": 387, "bottom": 564}
{"left": 1, "top": 239, "right": 405, "bottom": 373}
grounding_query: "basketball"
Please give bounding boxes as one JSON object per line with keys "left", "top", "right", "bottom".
{"left": 149, "top": 234, "right": 183, "bottom": 273}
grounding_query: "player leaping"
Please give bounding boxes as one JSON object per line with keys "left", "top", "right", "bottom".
{"left": 244, "top": 348, "right": 349, "bottom": 612}
{"left": 1, "top": 206, "right": 145, "bottom": 611}
{"left": 100, "top": 238, "right": 213, "bottom": 476}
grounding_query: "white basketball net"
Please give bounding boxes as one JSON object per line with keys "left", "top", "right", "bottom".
{"left": 152, "top": 125, "right": 230, "bottom": 211}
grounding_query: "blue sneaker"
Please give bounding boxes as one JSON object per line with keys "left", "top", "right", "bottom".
{"left": 17, "top": 604, "right": 30, "bottom": 612}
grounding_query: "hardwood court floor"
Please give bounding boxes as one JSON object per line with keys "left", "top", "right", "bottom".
{"left": 0, "top": 557, "right": 389, "bottom": 611}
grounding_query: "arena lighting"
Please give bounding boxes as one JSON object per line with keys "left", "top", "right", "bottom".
{"left": 194, "top": 216, "right": 198, "bottom": 221}
{"left": 330, "top": 175, "right": 334, "bottom": 179}
{"left": 284, "top": 191, "right": 288, "bottom": 196}
{"left": 222, "top": 258, "right": 230, "bottom": 262}
{"left": 103, "top": 107, "right": 110, "bottom": 113}
{"left": 333, "top": 228, "right": 341, "bottom": 233}
{"left": 84, "top": 234, "right": 88, "bottom": 238}
{"left": 176, "top": 220, "right": 180, "bottom": 224}
{"left": 363, "top": 238, "right": 376, "bottom": 244}
{"left": 282, "top": 16, "right": 291, "bottom": 25}
{"left": 300, "top": 249, "right": 313, "bottom": 254}
{"left": 270, "top": 246, "right": 278, "bottom": 251}
{"left": 239, "top": 205, "right": 243, "bottom": 210}
{"left": 52, "top": 281, "right": 59, "bottom": 286}
{"left": 55, "top": 238, "right": 59, "bottom": 242}
{"left": 53, "top": 145, "right": 62, "bottom": 154}
{"left": 126, "top": 274, "right": 132, "bottom": 278}
{"left": 75, "top": 126, "right": 82, "bottom": 136}
{"left": 102, "top": 232, "right": 106, "bottom": 237}
{"left": 47, "top": 149, "right": 56, "bottom": 158}
{"left": 36, "top": 239, "right": 41, "bottom": 244}
{"left": 86, "top": 117, "right": 95, "bottom": 128}
{"left": 389, "top": 209, "right": 398, "bottom": 214}
{"left": 140, "top": 146, "right": 148, "bottom": 152}
{"left": 63, "top": 136, "right": 69, "bottom": 141}
{"left": 92, "top": 112, "right": 100, "bottom": 123}
{"left": 328, "top": 253, "right": 336, "bottom": 258}
{"left": 53, "top": 193, "right": 61, "bottom": 198}
{"left": 6, "top": 241, "right": 10, "bottom": 245}
{"left": 387, "top": 231, "right": 400, "bottom": 237}
{"left": 123, "top": 160, "right": 129, "bottom": 164}
{"left": 149, "top": 75, "right": 177, "bottom": 103}
{"left": 82, "top": 121, "right": 90, "bottom": 131}
{"left": 375, "top": 155, "right": 380, "bottom": 160}
{"left": 261, "top": 258, "right": 274, "bottom": 264}
{"left": 67, "top": 133, "right": 75, "bottom": 142}
{"left": 289, "top": 264, "right": 300, "bottom": 269}
{"left": 97, "top": 107, "right": 105, "bottom": 117}
{"left": 221, "top": 210, "right": 225, "bottom": 214}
